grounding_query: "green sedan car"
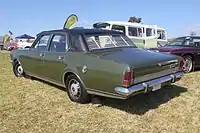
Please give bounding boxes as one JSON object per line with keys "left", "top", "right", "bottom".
{"left": 10, "top": 28, "right": 184, "bottom": 103}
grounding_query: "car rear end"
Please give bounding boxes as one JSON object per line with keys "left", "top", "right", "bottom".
{"left": 82, "top": 29, "right": 184, "bottom": 99}
{"left": 115, "top": 58, "right": 184, "bottom": 98}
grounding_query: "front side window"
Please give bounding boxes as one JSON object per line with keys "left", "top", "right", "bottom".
{"left": 85, "top": 34, "right": 136, "bottom": 50}
{"left": 128, "top": 27, "right": 142, "bottom": 37}
{"left": 34, "top": 35, "right": 50, "bottom": 51}
{"left": 49, "top": 35, "right": 66, "bottom": 52}
{"left": 111, "top": 25, "right": 126, "bottom": 34}
{"left": 157, "top": 30, "right": 166, "bottom": 40}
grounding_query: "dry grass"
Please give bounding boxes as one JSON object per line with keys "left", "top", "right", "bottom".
{"left": 1, "top": 51, "right": 200, "bottom": 133}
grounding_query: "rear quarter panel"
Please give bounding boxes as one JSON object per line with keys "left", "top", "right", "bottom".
{"left": 64, "top": 52, "right": 129, "bottom": 94}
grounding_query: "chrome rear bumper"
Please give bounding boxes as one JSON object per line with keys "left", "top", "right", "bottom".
{"left": 115, "top": 72, "right": 184, "bottom": 97}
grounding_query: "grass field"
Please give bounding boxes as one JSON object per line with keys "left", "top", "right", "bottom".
{"left": 1, "top": 51, "right": 200, "bottom": 133}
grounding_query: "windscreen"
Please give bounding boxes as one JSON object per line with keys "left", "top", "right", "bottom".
{"left": 167, "top": 37, "right": 185, "bottom": 46}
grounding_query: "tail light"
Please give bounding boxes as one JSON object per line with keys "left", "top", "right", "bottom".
{"left": 179, "top": 59, "right": 184, "bottom": 71}
{"left": 123, "top": 70, "right": 134, "bottom": 87}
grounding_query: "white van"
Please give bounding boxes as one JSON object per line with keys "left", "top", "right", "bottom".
{"left": 93, "top": 21, "right": 167, "bottom": 48}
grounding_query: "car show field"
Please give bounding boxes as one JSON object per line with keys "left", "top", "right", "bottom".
{"left": 1, "top": 51, "right": 200, "bottom": 133}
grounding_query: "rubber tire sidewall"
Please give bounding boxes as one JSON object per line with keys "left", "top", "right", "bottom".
{"left": 65, "top": 74, "right": 91, "bottom": 104}
{"left": 13, "top": 62, "right": 24, "bottom": 77}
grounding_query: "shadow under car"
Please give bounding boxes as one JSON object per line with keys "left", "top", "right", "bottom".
{"left": 100, "top": 85, "right": 187, "bottom": 115}
{"left": 31, "top": 78, "right": 187, "bottom": 115}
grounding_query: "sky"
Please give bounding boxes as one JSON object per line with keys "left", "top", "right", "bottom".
{"left": 0, "top": 0, "right": 200, "bottom": 37}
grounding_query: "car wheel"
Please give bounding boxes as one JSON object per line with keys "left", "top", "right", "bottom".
{"left": 13, "top": 62, "right": 24, "bottom": 77}
{"left": 66, "top": 74, "right": 91, "bottom": 104}
{"left": 183, "top": 55, "right": 193, "bottom": 73}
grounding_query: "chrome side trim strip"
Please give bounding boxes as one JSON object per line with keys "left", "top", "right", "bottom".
{"left": 115, "top": 72, "right": 184, "bottom": 96}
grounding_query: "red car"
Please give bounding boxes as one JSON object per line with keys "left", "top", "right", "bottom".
{"left": 151, "top": 36, "right": 200, "bottom": 73}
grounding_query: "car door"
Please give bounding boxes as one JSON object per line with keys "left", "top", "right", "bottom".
{"left": 20, "top": 34, "right": 51, "bottom": 76}
{"left": 42, "top": 33, "right": 68, "bottom": 84}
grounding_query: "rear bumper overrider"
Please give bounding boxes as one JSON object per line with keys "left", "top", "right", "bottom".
{"left": 115, "top": 72, "right": 184, "bottom": 97}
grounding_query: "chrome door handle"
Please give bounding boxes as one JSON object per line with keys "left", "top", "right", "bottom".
{"left": 58, "top": 56, "right": 64, "bottom": 60}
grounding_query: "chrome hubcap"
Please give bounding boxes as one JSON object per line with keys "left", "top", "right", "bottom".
{"left": 69, "top": 79, "right": 81, "bottom": 98}
{"left": 17, "top": 65, "right": 23, "bottom": 74}
{"left": 183, "top": 57, "right": 192, "bottom": 73}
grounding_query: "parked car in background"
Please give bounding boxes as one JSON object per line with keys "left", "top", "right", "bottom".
{"left": 5, "top": 43, "right": 18, "bottom": 51}
{"left": 150, "top": 36, "right": 200, "bottom": 73}
{"left": 16, "top": 39, "right": 35, "bottom": 49}
{"left": 15, "top": 34, "right": 35, "bottom": 49}
{"left": 10, "top": 28, "right": 184, "bottom": 104}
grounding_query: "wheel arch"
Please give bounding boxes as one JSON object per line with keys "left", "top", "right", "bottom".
{"left": 13, "top": 58, "right": 20, "bottom": 64}
{"left": 182, "top": 53, "right": 195, "bottom": 61}
{"left": 62, "top": 70, "right": 87, "bottom": 89}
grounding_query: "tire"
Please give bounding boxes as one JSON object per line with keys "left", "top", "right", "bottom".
{"left": 183, "top": 55, "right": 193, "bottom": 73}
{"left": 65, "top": 74, "right": 91, "bottom": 104}
{"left": 13, "top": 62, "right": 25, "bottom": 77}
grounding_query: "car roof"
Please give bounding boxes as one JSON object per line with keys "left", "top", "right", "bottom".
{"left": 38, "top": 28, "right": 124, "bottom": 36}
{"left": 93, "top": 21, "right": 166, "bottom": 29}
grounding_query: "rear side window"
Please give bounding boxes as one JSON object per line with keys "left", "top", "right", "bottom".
{"left": 70, "top": 35, "right": 86, "bottom": 52}
{"left": 49, "top": 35, "right": 67, "bottom": 52}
